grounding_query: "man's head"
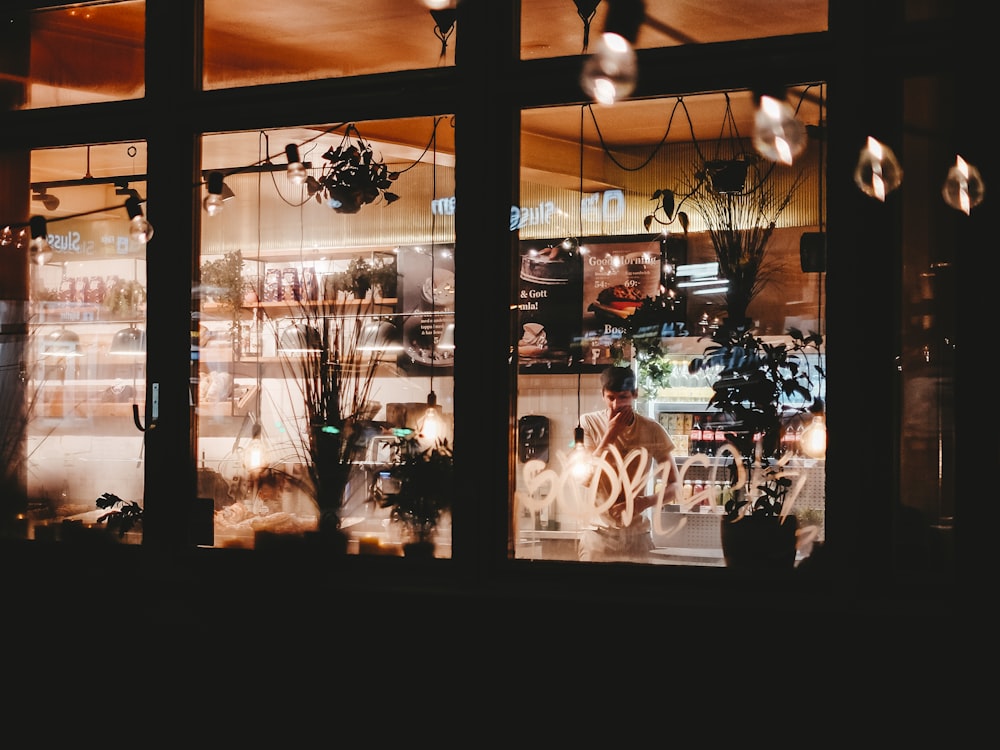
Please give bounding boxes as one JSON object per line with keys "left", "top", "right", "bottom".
{"left": 600, "top": 365, "right": 637, "bottom": 394}
{"left": 600, "top": 366, "right": 638, "bottom": 415}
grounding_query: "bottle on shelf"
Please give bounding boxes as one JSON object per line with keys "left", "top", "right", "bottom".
{"left": 689, "top": 418, "right": 703, "bottom": 455}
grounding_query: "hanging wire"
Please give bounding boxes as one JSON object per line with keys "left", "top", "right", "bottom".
{"left": 575, "top": 0, "right": 601, "bottom": 53}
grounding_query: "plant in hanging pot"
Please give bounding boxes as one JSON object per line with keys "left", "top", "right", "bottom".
{"left": 308, "top": 123, "right": 401, "bottom": 215}
{"left": 371, "top": 436, "right": 454, "bottom": 558}
{"left": 644, "top": 94, "right": 807, "bottom": 328}
{"left": 688, "top": 325, "right": 823, "bottom": 568}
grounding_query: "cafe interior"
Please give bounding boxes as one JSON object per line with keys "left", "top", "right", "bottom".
{"left": 0, "top": 1, "right": 986, "bottom": 666}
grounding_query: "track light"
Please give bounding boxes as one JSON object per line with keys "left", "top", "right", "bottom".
{"left": 29, "top": 215, "right": 52, "bottom": 265}
{"left": 203, "top": 171, "right": 232, "bottom": 216}
{"left": 31, "top": 188, "right": 60, "bottom": 211}
{"left": 125, "top": 195, "right": 154, "bottom": 244}
{"left": 285, "top": 144, "right": 307, "bottom": 185}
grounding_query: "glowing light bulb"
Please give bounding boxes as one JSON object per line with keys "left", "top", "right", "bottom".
{"left": 580, "top": 32, "right": 637, "bottom": 105}
{"left": 799, "top": 415, "right": 826, "bottom": 459}
{"left": 129, "top": 214, "right": 154, "bottom": 244}
{"left": 568, "top": 427, "right": 592, "bottom": 482}
{"left": 203, "top": 193, "right": 226, "bottom": 217}
{"left": 244, "top": 424, "right": 267, "bottom": 472}
{"left": 752, "top": 95, "right": 807, "bottom": 165}
{"left": 854, "top": 136, "right": 903, "bottom": 201}
{"left": 941, "top": 154, "right": 985, "bottom": 215}
{"left": 419, "top": 391, "right": 446, "bottom": 441}
{"left": 285, "top": 144, "right": 307, "bottom": 185}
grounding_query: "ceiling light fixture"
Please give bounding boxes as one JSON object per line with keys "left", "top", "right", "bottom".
{"left": 29, "top": 215, "right": 52, "bottom": 265}
{"left": 854, "top": 136, "right": 903, "bottom": 201}
{"left": 579, "top": 0, "right": 644, "bottom": 105}
{"left": 109, "top": 325, "right": 146, "bottom": 355}
{"left": 752, "top": 92, "right": 807, "bottom": 166}
{"left": 31, "top": 187, "right": 60, "bottom": 211}
{"left": 429, "top": 3, "right": 457, "bottom": 61}
{"left": 941, "top": 154, "right": 985, "bottom": 215}
{"left": 285, "top": 144, "right": 307, "bottom": 185}
{"left": 125, "top": 194, "right": 154, "bottom": 244}
{"left": 42, "top": 326, "right": 81, "bottom": 358}
{"left": 203, "top": 170, "right": 233, "bottom": 216}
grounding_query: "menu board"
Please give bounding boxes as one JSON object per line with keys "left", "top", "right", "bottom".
{"left": 396, "top": 244, "right": 455, "bottom": 373}
{"left": 517, "top": 239, "right": 665, "bottom": 373}
{"left": 579, "top": 242, "right": 663, "bottom": 367}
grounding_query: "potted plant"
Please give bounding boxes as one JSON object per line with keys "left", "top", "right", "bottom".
{"left": 371, "top": 436, "right": 454, "bottom": 558}
{"left": 273, "top": 293, "right": 392, "bottom": 549}
{"left": 688, "top": 324, "right": 823, "bottom": 568}
{"left": 200, "top": 249, "right": 247, "bottom": 358}
{"left": 308, "top": 123, "right": 400, "bottom": 214}
{"left": 94, "top": 491, "right": 143, "bottom": 542}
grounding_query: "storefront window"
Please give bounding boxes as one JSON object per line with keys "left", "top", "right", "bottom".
{"left": 1, "top": 1, "right": 145, "bottom": 111}
{"left": 515, "top": 91, "right": 827, "bottom": 566}
{"left": 202, "top": 0, "right": 456, "bottom": 90}
{"left": 21, "top": 142, "right": 149, "bottom": 541}
{"left": 196, "top": 118, "right": 456, "bottom": 554}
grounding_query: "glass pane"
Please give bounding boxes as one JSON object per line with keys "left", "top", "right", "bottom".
{"left": 21, "top": 142, "right": 149, "bottom": 542}
{"left": 516, "top": 90, "right": 826, "bottom": 566}
{"left": 897, "top": 74, "right": 956, "bottom": 576}
{"left": 197, "top": 117, "right": 456, "bottom": 555}
{"left": 1, "top": 1, "right": 145, "bottom": 111}
{"left": 522, "top": 0, "right": 828, "bottom": 60}
{"left": 203, "top": 0, "right": 456, "bottom": 90}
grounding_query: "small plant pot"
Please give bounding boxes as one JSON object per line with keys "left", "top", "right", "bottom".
{"left": 720, "top": 513, "right": 798, "bottom": 569}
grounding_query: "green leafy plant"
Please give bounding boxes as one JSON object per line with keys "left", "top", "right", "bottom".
{"left": 104, "top": 278, "right": 147, "bottom": 318}
{"left": 689, "top": 325, "right": 823, "bottom": 518}
{"left": 310, "top": 123, "right": 400, "bottom": 214}
{"left": 372, "top": 437, "right": 454, "bottom": 545}
{"left": 95, "top": 492, "right": 144, "bottom": 537}
{"left": 200, "top": 249, "right": 247, "bottom": 350}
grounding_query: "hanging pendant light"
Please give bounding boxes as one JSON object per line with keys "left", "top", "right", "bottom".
{"left": 854, "top": 136, "right": 903, "bottom": 201}
{"left": 42, "top": 327, "right": 81, "bottom": 358}
{"left": 752, "top": 94, "right": 807, "bottom": 165}
{"left": 29, "top": 215, "right": 53, "bottom": 265}
{"left": 941, "top": 154, "right": 985, "bottom": 215}
{"left": 109, "top": 325, "right": 146, "bottom": 355}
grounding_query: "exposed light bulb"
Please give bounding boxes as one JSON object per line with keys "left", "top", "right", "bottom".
{"left": 941, "top": 154, "right": 985, "bottom": 215}
{"left": 0, "top": 226, "right": 13, "bottom": 246}
{"left": 244, "top": 423, "right": 267, "bottom": 472}
{"left": 854, "top": 136, "right": 903, "bottom": 201}
{"left": 29, "top": 215, "right": 52, "bottom": 264}
{"left": 419, "top": 391, "right": 446, "bottom": 441}
{"left": 129, "top": 214, "right": 154, "bottom": 244}
{"left": 568, "top": 427, "right": 592, "bottom": 482}
{"left": 203, "top": 171, "right": 227, "bottom": 216}
{"left": 125, "top": 196, "right": 154, "bottom": 244}
{"left": 752, "top": 95, "right": 807, "bottom": 165}
{"left": 285, "top": 144, "right": 307, "bottom": 185}
{"left": 799, "top": 415, "right": 826, "bottom": 459}
{"left": 203, "top": 193, "right": 226, "bottom": 217}
{"left": 580, "top": 32, "right": 637, "bottom": 105}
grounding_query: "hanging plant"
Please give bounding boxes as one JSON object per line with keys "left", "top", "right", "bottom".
{"left": 308, "top": 124, "right": 400, "bottom": 214}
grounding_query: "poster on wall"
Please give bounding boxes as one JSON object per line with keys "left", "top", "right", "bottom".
{"left": 517, "top": 237, "right": 682, "bottom": 373}
{"left": 516, "top": 242, "right": 584, "bottom": 372}
{"left": 579, "top": 240, "right": 667, "bottom": 368}
{"left": 396, "top": 244, "right": 455, "bottom": 373}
